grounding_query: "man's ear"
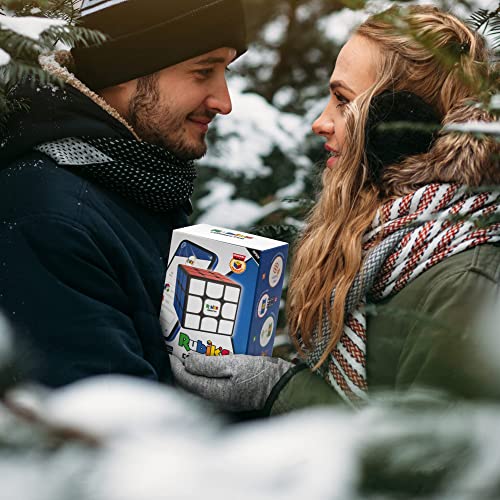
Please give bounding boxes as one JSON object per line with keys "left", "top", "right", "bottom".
{"left": 97, "top": 79, "right": 138, "bottom": 119}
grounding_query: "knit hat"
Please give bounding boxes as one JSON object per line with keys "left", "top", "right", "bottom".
{"left": 72, "top": 0, "right": 247, "bottom": 90}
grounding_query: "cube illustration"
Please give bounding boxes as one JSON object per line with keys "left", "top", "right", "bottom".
{"left": 174, "top": 265, "right": 241, "bottom": 336}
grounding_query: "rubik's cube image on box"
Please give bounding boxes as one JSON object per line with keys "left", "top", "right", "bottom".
{"left": 160, "top": 225, "right": 288, "bottom": 360}
{"left": 174, "top": 265, "right": 241, "bottom": 336}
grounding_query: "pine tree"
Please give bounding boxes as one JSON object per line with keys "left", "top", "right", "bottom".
{"left": 0, "top": 0, "right": 103, "bottom": 126}
{"left": 196, "top": 0, "right": 500, "bottom": 242}
{"left": 196, "top": 0, "right": 352, "bottom": 241}
{"left": 469, "top": 4, "right": 500, "bottom": 121}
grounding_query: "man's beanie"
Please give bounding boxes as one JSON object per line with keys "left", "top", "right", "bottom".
{"left": 72, "top": 0, "right": 247, "bottom": 90}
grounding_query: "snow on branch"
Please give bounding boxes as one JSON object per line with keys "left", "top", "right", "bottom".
{"left": 0, "top": 15, "right": 66, "bottom": 40}
{"left": 444, "top": 121, "right": 500, "bottom": 136}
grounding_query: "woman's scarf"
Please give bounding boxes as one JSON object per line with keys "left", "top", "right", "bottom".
{"left": 304, "top": 183, "right": 500, "bottom": 406}
{"left": 36, "top": 136, "right": 196, "bottom": 213}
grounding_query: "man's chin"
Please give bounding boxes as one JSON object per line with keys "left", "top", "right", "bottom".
{"left": 171, "top": 143, "right": 207, "bottom": 161}
{"left": 145, "top": 130, "right": 207, "bottom": 160}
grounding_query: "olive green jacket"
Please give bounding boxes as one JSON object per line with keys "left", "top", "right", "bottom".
{"left": 267, "top": 245, "right": 500, "bottom": 415}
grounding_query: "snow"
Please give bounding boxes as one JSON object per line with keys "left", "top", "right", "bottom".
{"left": 203, "top": 76, "right": 311, "bottom": 179}
{"left": 276, "top": 166, "right": 310, "bottom": 199}
{"left": 5, "top": 372, "right": 500, "bottom": 499}
{"left": 491, "top": 94, "right": 500, "bottom": 111}
{"left": 272, "top": 86, "right": 296, "bottom": 108}
{"left": 296, "top": 4, "right": 314, "bottom": 23}
{"left": 83, "top": 406, "right": 358, "bottom": 500}
{"left": 198, "top": 74, "right": 324, "bottom": 225}
{"left": 199, "top": 198, "right": 282, "bottom": 227}
{"left": 452, "top": 0, "right": 500, "bottom": 19}
{"left": 0, "top": 15, "right": 65, "bottom": 40}
{"left": 445, "top": 121, "right": 500, "bottom": 135}
{"left": 0, "top": 48, "right": 10, "bottom": 66}
{"left": 319, "top": 8, "right": 368, "bottom": 44}
{"left": 262, "top": 15, "right": 289, "bottom": 45}
{"left": 197, "top": 178, "right": 282, "bottom": 227}
{"left": 39, "top": 376, "right": 214, "bottom": 440}
{"left": 320, "top": 0, "right": 500, "bottom": 45}
{"left": 0, "top": 314, "right": 13, "bottom": 366}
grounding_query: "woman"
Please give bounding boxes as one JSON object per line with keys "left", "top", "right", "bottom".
{"left": 172, "top": 5, "right": 500, "bottom": 413}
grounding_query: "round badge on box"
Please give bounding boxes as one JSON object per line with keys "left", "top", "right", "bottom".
{"left": 269, "top": 255, "right": 284, "bottom": 288}
{"left": 260, "top": 315, "right": 275, "bottom": 347}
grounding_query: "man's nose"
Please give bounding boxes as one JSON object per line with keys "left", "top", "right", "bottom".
{"left": 206, "top": 79, "right": 232, "bottom": 115}
{"left": 312, "top": 107, "right": 334, "bottom": 137}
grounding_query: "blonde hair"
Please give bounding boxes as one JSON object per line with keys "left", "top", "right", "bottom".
{"left": 288, "top": 4, "right": 499, "bottom": 367}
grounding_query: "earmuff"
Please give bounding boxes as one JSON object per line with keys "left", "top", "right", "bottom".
{"left": 364, "top": 90, "right": 441, "bottom": 183}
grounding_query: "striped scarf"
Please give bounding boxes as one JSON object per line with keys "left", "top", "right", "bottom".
{"left": 304, "top": 183, "right": 500, "bottom": 406}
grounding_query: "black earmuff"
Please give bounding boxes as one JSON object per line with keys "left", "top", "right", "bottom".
{"left": 364, "top": 90, "right": 441, "bottom": 183}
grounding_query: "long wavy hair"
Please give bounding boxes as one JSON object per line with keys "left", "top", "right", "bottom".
{"left": 288, "top": 4, "right": 499, "bottom": 367}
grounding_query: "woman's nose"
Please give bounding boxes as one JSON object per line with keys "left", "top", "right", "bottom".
{"left": 312, "top": 109, "right": 334, "bottom": 137}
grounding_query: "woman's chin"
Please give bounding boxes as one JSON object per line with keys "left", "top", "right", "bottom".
{"left": 326, "top": 156, "right": 339, "bottom": 170}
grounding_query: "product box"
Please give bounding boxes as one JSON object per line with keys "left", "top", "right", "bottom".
{"left": 160, "top": 225, "right": 288, "bottom": 360}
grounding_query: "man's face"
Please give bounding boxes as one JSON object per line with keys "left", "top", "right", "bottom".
{"left": 127, "top": 47, "right": 237, "bottom": 160}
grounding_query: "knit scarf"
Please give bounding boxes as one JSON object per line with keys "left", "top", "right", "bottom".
{"left": 303, "top": 183, "right": 500, "bottom": 407}
{"left": 35, "top": 136, "right": 196, "bottom": 213}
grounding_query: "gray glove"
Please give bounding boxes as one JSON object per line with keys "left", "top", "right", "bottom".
{"left": 170, "top": 354, "right": 292, "bottom": 412}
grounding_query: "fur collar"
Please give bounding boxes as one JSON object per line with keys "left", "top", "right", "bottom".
{"left": 39, "top": 51, "right": 141, "bottom": 141}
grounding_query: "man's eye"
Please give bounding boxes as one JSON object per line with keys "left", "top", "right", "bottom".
{"left": 196, "top": 68, "right": 213, "bottom": 77}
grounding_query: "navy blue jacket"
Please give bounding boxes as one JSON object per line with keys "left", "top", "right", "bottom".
{"left": 0, "top": 82, "right": 189, "bottom": 387}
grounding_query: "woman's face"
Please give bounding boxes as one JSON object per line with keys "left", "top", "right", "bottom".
{"left": 312, "top": 35, "right": 380, "bottom": 169}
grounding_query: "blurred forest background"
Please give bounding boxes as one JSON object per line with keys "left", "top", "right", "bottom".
{"left": 0, "top": 0, "right": 497, "bottom": 335}
{"left": 197, "top": 0, "right": 500, "bottom": 333}
{"left": 0, "top": 0, "right": 497, "bottom": 244}
{"left": 196, "top": 0, "right": 499, "bottom": 242}
{"left": 0, "top": 3, "right": 499, "bottom": 500}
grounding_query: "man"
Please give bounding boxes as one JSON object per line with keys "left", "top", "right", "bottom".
{"left": 0, "top": 0, "right": 247, "bottom": 387}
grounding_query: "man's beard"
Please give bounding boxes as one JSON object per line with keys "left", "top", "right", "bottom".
{"left": 127, "top": 74, "right": 208, "bottom": 161}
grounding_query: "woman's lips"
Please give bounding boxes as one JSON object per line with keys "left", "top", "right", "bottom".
{"left": 325, "top": 144, "right": 340, "bottom": 169}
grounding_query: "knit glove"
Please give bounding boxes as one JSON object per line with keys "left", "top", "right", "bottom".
{"left": 170, "top": 354, "right": 293, "bottom": 412}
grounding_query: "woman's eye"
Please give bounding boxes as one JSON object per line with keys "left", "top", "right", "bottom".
{"left": 334, "top": 92, "right": 349, "bottom": 108}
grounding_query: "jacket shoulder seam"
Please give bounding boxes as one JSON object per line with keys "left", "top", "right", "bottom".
{"left": 5, "top": 212, "right": 97, "bottom": 241}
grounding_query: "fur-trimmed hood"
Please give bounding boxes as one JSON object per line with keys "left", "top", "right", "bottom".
{"left": 0, "top": 52, "right": 139, "bottom": 166}
{"left": 382, "top": 100, "right": 500, "bottom": 197}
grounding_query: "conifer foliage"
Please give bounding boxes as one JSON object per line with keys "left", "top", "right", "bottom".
{"left": 0, "top": 0, "right": 103, "bottom": 124}
{"left": 0, "top": 4, "right": 498, "bottom": 498}
{"left": 196, "top": 0, "right": 499, "bottom": 241}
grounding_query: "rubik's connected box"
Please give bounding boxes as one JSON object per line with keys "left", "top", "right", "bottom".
{"left": 160, "top": 225, "right": 288, "bottom": 360}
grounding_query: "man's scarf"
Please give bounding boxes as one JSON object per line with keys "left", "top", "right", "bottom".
{"left": 35, "top": 137, "right": 196, "bottom": 212}
{"left": 302, "top": 183, "right": 500, "bottom": 406}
